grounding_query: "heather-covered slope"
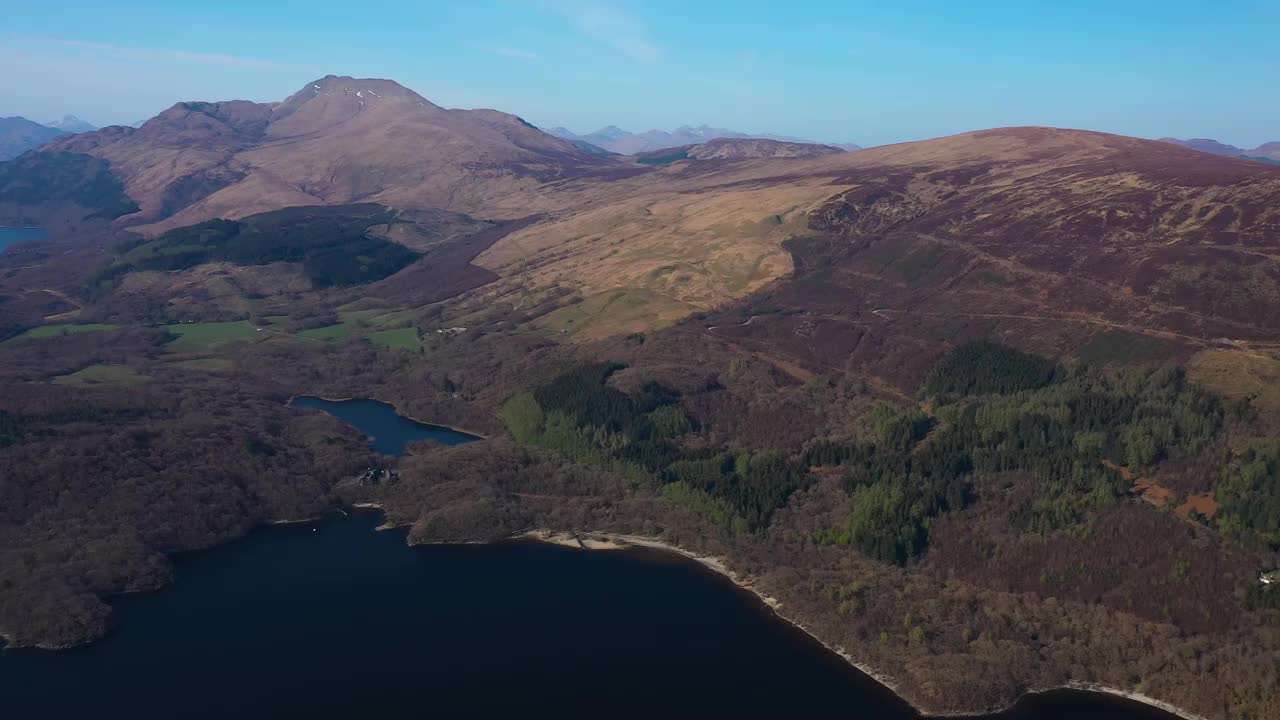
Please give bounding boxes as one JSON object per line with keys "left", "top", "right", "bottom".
{"left": 469, "top": 126, "right": 1280, "bottom": 345}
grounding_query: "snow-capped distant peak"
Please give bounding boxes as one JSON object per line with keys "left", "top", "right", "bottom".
{"left": 44, "top": 114, "right": 97, "bottom": 133}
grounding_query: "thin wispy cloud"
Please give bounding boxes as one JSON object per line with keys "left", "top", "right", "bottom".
{"left": 473, "top": 44, "right": 540, "bottom": 60}
{"left": 53, "top": 38, "right": 296, "bottom": 69}
{"left": 539, "top": 0, "right": 662, "bottom": 62}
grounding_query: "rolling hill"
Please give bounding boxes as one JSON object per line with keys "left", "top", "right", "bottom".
{"left": 1253, "top": 142, "right": 1280, "bottom": 161}
{"left": 548, "top": 123, "right": 861, "bottom": 154}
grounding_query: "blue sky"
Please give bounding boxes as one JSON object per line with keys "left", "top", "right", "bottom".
{"left": 2, "top": 0, "right": 1277, "bottom": 147}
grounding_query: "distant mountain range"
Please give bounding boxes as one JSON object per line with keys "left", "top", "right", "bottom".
{"left": 0, "top": 115, "right": 98, "bottom": 160}
{"left": 0, "top": 117, "right": 67, "bottom": 161}
{"left": 634, "top": 137, "right": 847, "bottom": 162}
{"left": 546, "top": 124, "right": 861, "bottom": 155}
{"left": 1159, "top": 137, "right": 1280, "bottom": 164}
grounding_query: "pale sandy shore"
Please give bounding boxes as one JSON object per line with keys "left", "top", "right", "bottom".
{"left": 519, "top": 529, "right": 1210, "bottom": 720}
{"left": 268, "top": 516, "right": 325, "bottom": 526}
{"left": 0, "top": 631, "right": 78, "bottom": 651}
{"left": 350, "top": 502, "right": 403, "bottom": 531}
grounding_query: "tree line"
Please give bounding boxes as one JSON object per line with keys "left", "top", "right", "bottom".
{"left": 505, "top": 362, "right": 810, "bottom": 532}
{"left": 809, "top": 351, "right": 1226, "bottom": 564}
{"left": 502, "top": 344, "right": 1280, "bottom": 581}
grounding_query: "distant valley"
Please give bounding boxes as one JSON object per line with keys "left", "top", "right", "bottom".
{"left": 545, "top": 123, "right": 862, "bottom": 155}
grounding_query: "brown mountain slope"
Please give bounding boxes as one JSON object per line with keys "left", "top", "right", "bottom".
{"left": 7, "top": 76, "right": 614, "bottom": 233}
{"left": 803, "top": 127, "right": 1280, "bottom": 340}
{"left": 45, "top": 101, "right": 275, "bottom": 223}
{"left": 466, "top": 127, "right": 1280, "bottom": 350}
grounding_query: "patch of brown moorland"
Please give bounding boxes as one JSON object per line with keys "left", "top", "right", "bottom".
{"left": 1177, "top": 493, "right": 1221, "bottom": 520}
{"left": 641, "top": 132, "right": 1279, "bottom": 395}
{"left": 804, "top": 128, "right": 1280, "bottom": 337}
{"left": 1187, "top": 349, "right": 1280, "bottom": 432}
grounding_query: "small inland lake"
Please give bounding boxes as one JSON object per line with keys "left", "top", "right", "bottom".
{"left": 0, "top": 226, "right": 48, "bottom": 254}
{"left": 289, "top": 396, "right": 481, "bottom": 455}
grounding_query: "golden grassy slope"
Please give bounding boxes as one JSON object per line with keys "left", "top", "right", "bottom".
{"left": 1188, "top": 349, "right": 1280, "bottom": 419}
{"left": 474, "top": 177, "right": 839, "bottom": 340}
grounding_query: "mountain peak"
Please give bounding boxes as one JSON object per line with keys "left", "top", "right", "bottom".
{"left": 1158, "top": 137, "right": 1246, "bottom": 158}
{"left": 134, "top": 99, "right": 273, "bottom": 150}
{"left": 589, "top": 126, "right": 632, "bottom": 140}
{"left": 9, "top": 74, "right": 609, "bottom": 228}
{"left": 262, "top": 76, "right": 443, "bottom": 139}
{"left": 673, "top": 124, "right": 724, "bottom": 137}
{"left": 45, "top": 115, "right": 97, "bottom": 133}
{"left": 301, "top": 76, "right": 441, "bottom": 108}
{"left": 0, "top": 116, "right": 69, "bottom": 160}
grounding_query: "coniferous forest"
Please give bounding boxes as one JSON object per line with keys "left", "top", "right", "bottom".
{"left": 503, "top": 344, "right": 1253, "bottom": 569}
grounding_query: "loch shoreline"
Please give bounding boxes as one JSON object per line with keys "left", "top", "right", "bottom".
{"left": 513, "top": 528, "right": 1209, "bottom": 720}
{"left": 1, "top": 509, "right": 1211, "bottom": 720}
